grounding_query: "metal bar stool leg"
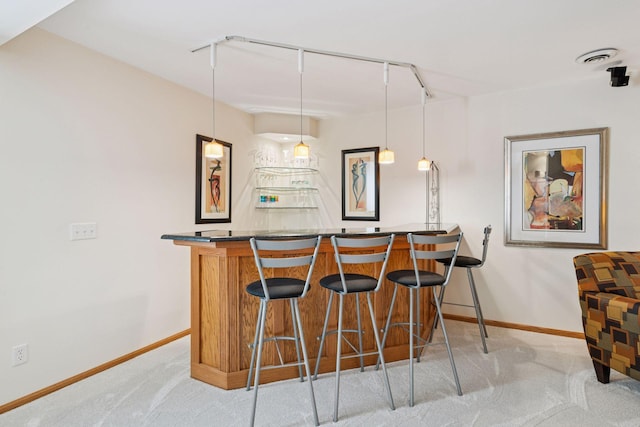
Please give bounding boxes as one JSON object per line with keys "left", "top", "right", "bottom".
{"left": 313, "top": 291, "right": 333, "bottom": 380}
{"left": 246, "top": 300, "right": 263, "bottom": 390}
{"left": 293, "top": 299, "right": 319, "bottom": 426}
{"left": 376, "top": 283, "right": 399, "bottom": 370}
{"left": 429, "top": 265, "right": 449, "bottom": 339}
{"left": 290, "top": 299, "right": 305, "bottom": 380}
{"left": 415, "top": 288, "right": 421, "bottom": 363}
{"left": 355, "top": 293, "right": 365, "bottom": 372}
{"left": 467, "top": 269, "right": 488, "bottom": 353}
{"left": 433, "top": 286, "right": 462, "bottom": 396}
{"left": 409, "top": 287, "right": 416, "bottom": 406}
{"left": 250, "top": 299, "right": 268, "bottom": 427}
{"left": 428, "top": 284, "right": 445, "bottom": 344}
{"left": 367, "top": 292, "right": 395, "bottom": 411}
{"left": 468, "top": 269, "right": 489, "bottom": 338}
{"left": 333, "top": 293, "right": 344, "bottom": 423}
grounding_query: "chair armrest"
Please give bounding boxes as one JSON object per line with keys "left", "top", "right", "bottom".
{"left": 582, "top": 291, "right": 640, "bottom": 340}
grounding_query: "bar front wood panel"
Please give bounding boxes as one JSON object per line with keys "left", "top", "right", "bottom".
{"left": 177, "top": 236, "right": 436, "bottom": 390}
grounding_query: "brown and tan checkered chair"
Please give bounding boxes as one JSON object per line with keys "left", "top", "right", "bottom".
{"left": 574, "top": 252, "right": 640, "bottom": 383}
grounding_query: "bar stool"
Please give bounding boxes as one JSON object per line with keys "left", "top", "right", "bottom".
{"left": 313, "top": 234, "right": 396, "bottom": 422}
{"left": 378, "top": 232, "right": 463, "bottom": 407}
{"left": 245, "top": 236, "right": 322, "bottom": 427}
{"left": 434, "top": 225, "right": 491, "bottom": 353}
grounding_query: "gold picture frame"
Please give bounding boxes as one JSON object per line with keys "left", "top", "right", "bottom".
{"left": 504, "top": 127, "right": 608, "bottom": 248}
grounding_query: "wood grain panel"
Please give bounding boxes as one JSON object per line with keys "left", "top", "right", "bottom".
{"left": 190, "top": 247, "right": 201, "bottom": 367}
{"left": 238, "top": 254, "right": 259, "bottom": 370}
{"left": 199, "top": 250, "right": 221, "bottom": 368}
{"left": 188, "top": 235, "right": 439, "bottom": 389}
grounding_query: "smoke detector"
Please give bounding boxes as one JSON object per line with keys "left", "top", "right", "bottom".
{"left": 575, "top": 48, "right": 618, "bottom": 64}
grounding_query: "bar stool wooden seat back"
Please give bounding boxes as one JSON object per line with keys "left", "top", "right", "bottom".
{"left": 313, "top": 234, "right": 396, "bottom": 422}
{"left": 245, "top": 236, "right": 322, "bottom": 427}
{"left": 378, "top": 232, "right": 463, "bottom": 407}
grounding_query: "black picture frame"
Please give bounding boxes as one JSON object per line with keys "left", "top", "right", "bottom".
{"left": 196, "top": 134, "right": 232, "bottom": 224}
{"left": 341, "top": 147, "right": 380, "bottom": 221}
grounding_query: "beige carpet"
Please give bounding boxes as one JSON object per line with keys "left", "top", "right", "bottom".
{"left": 2, "top": 320, "right": 640, "bottom": 426}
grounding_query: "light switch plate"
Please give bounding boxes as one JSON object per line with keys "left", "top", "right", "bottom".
{"left": 70, "top": 223, "right": 97, "bottom": 240}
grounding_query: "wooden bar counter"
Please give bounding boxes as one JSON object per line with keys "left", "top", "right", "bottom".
{"left": 162, "top": 224, "right": 457, "bottom": 390}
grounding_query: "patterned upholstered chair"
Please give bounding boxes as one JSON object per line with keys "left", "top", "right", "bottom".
{"left": 573, "top": 252, "right": 640, "bottom": 383}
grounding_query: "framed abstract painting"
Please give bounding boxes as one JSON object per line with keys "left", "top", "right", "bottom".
{"left": 196, "top": 134, "right": 232, "bottom": 224}
{"left": 342, "top": 147, "right": 380, "bottom": 221}
{"left": 504, "top": 127, "right": 608, "bottom": 248}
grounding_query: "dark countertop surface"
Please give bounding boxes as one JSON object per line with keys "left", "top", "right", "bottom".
{"left": 161, "top": 223, "right": 458, "bottom": 243}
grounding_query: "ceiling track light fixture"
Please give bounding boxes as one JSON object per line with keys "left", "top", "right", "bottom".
{"left": 204, "top": 43, "right": 224, "bottom": 159}
{"left": 294, "top": 49, "right": 310, "bottom": 159}
{"left": 192, "top": 36, "right": 431, "bottom": 98}
{"left": 378, "top": 62, "right": 395, "bottom": 165}
{"left": 193, "top": 36, "right": 433, "bottom": 165}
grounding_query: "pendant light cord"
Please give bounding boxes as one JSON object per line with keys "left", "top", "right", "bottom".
{"left": 211, "top": 43, "right": 217, "bottom": 141}
{"left": 299, "top": 49, "right": 304, "bottom": 143}
{"left": 300, "top": 66, "right": 303, "bottom": 142}
{"left": 383, "top": 62, "right": 389, "bottom": 152}
{"left": 293, "top": 49, "right": 309, "bottom": 160}
{"left": 385, "top": 80, "right": 388, "bottom": 150}
{"left": 422, "top": 98, "right": 426, "bottom": 157}
{"left": 212, "top": 66, "right": 216, "bottom": 140}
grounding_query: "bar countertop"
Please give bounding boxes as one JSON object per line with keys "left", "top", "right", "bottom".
{"left": 161, "top": 222, "right": 458, "bottom": 243}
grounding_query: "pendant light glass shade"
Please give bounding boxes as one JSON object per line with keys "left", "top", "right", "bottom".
{"left": 205, "top": 140, "right": 224, "bottom": 158}
{"left": 417, "top": 156, "right": 431, "bottom": 171}
{"left": 379, "top": 148, "right": 395, "bottom": 164}
{"left": 206, "top": 43, "right": 224, "bottom": 159}
{"left": 294, "top": 141, "right": 310, "bottom": 159}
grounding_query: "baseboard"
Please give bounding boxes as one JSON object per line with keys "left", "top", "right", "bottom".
{"left": 444, "top": 314, "right": 585, "bottom": 339}
{"left": 0, "top": 329, "right": 190, "bottom": 415}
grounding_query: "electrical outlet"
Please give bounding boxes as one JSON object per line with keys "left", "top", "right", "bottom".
{"left": 70, "top": 222, "right": 97, "bottom": 240}
{"left": 12, "top": 344, "right": 28, "bottom": 366}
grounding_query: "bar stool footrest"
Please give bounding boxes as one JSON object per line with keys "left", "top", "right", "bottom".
{"left": 248, "top": 335, "right": 299, "bottom": 348}
{"left": 318, "top": 329, "right": 366, "bottom": 354}
{"left": 259, "top": 360, "right": 307, "bottom": 371}
{"left": 384, "top": 322, "right": 429, "bottom": 344}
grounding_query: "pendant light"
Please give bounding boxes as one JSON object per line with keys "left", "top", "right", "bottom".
{"left": 379, "top": 62, "right": 394, "bottom": 164}
{"left": 204, "top": 43, "right": 224, "bottom": 159}
{"left": 417, "top": 89, "right": 431, "bottom": 171}
{"left": 293, "top": 49, "right": 310, "bottom": 159}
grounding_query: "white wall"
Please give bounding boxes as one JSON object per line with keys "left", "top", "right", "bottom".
{"left": 0, "top": 28, "right": 254, "bottom": 406}
{"left": 4, "top": 26, "right": 640, "bottom": 408}
{"left": 449, "top": 81, "right": 640, "bottom": 331}
{"left": 319, "top": 80, "right": 640, "bottom": 333}
{"left": 317, "top": 104, "right": 430, "bottom": 228}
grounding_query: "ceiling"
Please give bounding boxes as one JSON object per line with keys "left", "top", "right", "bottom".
{"left": 4, "top": 0, "right": 640, "bottom": 117}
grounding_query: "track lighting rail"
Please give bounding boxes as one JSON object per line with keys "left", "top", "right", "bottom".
{"left": 192, "top": 35, "right": 431, "bottom": 98}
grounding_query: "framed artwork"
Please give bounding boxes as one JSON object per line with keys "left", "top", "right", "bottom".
{"left": 196, "top": 134, "right": 232, "bottom": 224}
{"left": 342, "top": 147, "right": 380, "bottom": 221}
{"left": 504, "top": 127, "right": 608, "bottom": 248}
